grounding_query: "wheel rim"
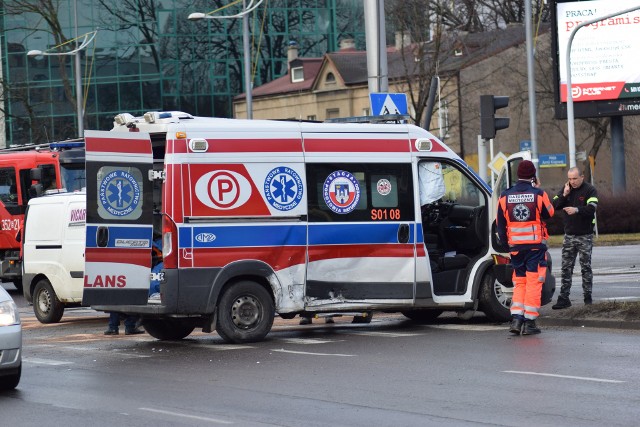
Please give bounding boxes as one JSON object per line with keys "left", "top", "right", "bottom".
{"left": 37, "top": 289, "right": 52, "bottom": 314}
{"left": 231, "top": 295, "right": 261, "bottom": 329}
{"left": 493, "top": 279, "right": 512, "bottom": 309}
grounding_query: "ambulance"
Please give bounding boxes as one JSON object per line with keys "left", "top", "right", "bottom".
{"left": 82, "top": 111, "right": 554, "bottom": 343}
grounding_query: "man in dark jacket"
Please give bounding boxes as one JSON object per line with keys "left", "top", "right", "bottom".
{"left": 497, "top": 160, "right": 554, "bottom": 335}
{"left": 551, "top": 167, "right": 598, "bottom": 309}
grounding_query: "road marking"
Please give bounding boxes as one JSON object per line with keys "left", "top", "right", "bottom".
{"left": 23, "top": 357, "right": 73, "bottom": 366}
{"left": 428, "top": 324, "right": 505, "bottom": 332}
{"left": 279, "top": 338, "right": 342, "bottom": 344}
{"left": 503, "top": 370, "right": 625, "bottom": 383}
{"left": 139, "top": 407, "right": 233, "bottom": 424}
{"left": 272, "top": 348, "right": 355, "bottom": 357}
{"left": 600, "top": 296, "right": 640, "bottom": 301}
{"left": 194, "top": 344, "right": 255, "bottom": 351}
{"left": 345, "top": 331, "right": 423, "bottom": 337}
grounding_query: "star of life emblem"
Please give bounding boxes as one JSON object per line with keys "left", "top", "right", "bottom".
{"left": 512, "top": 203, "right": 530, "bottom": 221}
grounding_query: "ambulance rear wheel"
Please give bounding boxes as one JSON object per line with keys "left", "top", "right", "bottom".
{"left": 478, "top": 270, "right": 511, "bottom": 322}
{"left": 401, "top": 309, "right": 443, "bottom": 323}
{"left": 142, "top": 318, "right": 195, "bottom": 340}
{"left": 216, "top": 281, "right": 274, "bottom": 344}
{"left": 33, "top": 279, "right": 64, "bottom": 324}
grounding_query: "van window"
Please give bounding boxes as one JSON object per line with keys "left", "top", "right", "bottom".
{"left": 0, "top": 168, "right": 18, "bottom": 206}
{"left": 95, "top": 166, "right": 145, "bottom": 220}
{"left": 307, "top": 163, "right": 414, "bottom": 222}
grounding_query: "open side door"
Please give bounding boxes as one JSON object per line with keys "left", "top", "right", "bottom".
{"left": 83, "top": 130, "right": 153, "bottom": 306}
{"left": 490, "top": 151, "right": 531, "bottom": 253}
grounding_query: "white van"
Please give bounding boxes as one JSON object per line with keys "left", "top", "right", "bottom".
{"left": 22, "top": 192, "right": 85, "bottom": 323}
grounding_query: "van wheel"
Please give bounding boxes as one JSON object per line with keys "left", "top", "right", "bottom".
{"left": 142, "top": 318, "right": 195, "bottom": 340}
{"left": 33, "top": 279, "right": 64, "bottom": 324}
{"left": 216, "top": 281, "right": 274, "bottom": 344}
{"left": 12, "top": 280, "right": 23, "bottom": 293}
{"left": 478, "top": 270, "right": 511, "bottom": 322}
{"left": 401, "top": 309, "right": 443, "bottom": 323}
{"left": 0, "top": 365, "right": 21, "bottom": 390}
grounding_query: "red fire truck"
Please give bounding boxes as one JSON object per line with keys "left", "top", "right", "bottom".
{"left": 0, "top": 141, "right": 85, "bottom": 291}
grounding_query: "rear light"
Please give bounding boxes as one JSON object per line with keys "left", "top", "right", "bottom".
{"left": 162, "top": 215, "right": 178, "bottom": 269}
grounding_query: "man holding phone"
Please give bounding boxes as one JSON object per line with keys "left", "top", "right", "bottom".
{"left": 551, "top": 167, "right": 599, "bottom": 309}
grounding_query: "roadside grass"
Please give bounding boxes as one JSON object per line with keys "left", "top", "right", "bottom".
{"left": 547, "top": 233, "right": 640, "bottom": 248}
{"left": 551, "top": 301, "right": 640, "bottom": 321}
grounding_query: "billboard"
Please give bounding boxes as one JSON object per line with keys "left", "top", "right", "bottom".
{"left": 551, "top": 0, "right": 640, "bottom": 119}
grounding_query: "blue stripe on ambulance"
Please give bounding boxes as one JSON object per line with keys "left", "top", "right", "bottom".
{"left": 86, "top": 225, "right": 153, "bottom": 248}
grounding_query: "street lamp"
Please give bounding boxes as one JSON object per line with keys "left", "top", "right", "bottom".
{"left": 27, "top": 30, "right": 98, "bottom": 138}
{"left": 188, "top": 0, "right": 265, "bottom": 119}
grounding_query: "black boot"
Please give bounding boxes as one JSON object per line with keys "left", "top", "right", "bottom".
{"left": 509, "top": 317, "right": 524, "bottom": 335}
{"left": 584, "top": 294, "right": 592, "bottom": 305}
{"left": 522, "top": 320, "right": 541, "bottom": 335}
{"left": 552, "top": 296, "right": 571, "bottom": 310}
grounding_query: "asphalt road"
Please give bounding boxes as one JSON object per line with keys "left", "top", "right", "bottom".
{"left": 2, "top": 244, "right": 639, "bottom": 426}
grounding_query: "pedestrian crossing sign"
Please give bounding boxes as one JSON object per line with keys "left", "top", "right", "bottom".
{"left": 369, "top": 93, "right": 408, "bottom": 116}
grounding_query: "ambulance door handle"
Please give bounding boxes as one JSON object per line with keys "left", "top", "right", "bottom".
{"left": 397, "top": 223, "right": 410, "bottom": 243}
{"left": 96, "top": 226, "right": 109, "bottom": 248}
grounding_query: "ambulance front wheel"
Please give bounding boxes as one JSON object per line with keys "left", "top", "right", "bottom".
{"left": 33, "top": 278, "right": 64, "bottom": 324}
{"left": 216, "top": 280, "right": 274, "bottom": 344}
{"left": 478, "top": 270, "right": 511, "bottom": 322}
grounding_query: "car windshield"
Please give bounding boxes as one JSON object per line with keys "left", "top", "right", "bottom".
{"left": 60, "top": 164, "right": 86, "bottom": 192}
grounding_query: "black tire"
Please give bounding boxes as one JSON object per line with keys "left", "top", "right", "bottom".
{"left": 216, "top": 281, "right": 274, "bottom": 344}
{"left": 401, "top": 309, "right": 443, "bottom": 323}
{"left": 33, "top": 279, "right": 64, "bottom": 324}
{"left": 12, "top": 280, "right": 23, "bottom": 293}
{"left": 352, "top": 311, "right": 373, "bottom": 324}
{"left": 142, "top": 318, "right": 196, "bottom": 341}
{"left": 478, "top": 270, "right": 511, "bottom": 322}
{"left": 0, "top": 365, "right": 21, "bottom": 391}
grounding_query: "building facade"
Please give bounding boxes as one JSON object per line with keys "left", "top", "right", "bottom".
{"left": 0, "top": 0, "right": 366, "bottom": 146}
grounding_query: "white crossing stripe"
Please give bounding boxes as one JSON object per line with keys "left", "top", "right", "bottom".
{"left": 23, "top": 357, "right": 73, "bottom": 366}
{"left": 272, "top": 348, "right": 355, "bottom": 357}
{"left": 428, "top": 324, "right": 505, "bottom": 332}
{"left": 345, "top": 331, "right": 424, "bottom": 337}
{"left": 139, "top": 407, "right": 234, "bottom": 424}
{"left": 279, "top": 338, "right": 342, "bottom": 345}
{"left": 503, "top": 370, "right": 625, "bottom": 383}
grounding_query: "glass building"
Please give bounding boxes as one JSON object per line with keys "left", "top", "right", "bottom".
{"left": 1, "top": 0, "right": 366, "bottom": 146}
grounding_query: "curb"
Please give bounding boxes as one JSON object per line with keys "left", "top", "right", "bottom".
{"left": 539, "top": 317, "right": 640, "bottom": 330}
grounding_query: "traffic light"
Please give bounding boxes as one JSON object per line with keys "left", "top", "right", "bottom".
{"left": 480, "top": 95, "right": 510, "bottom": 139}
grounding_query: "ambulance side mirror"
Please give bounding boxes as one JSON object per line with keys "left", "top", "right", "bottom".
{"left": 491, "top": 220, "right": 509, "bottom": 253}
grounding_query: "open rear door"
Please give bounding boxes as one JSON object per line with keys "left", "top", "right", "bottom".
{"left": 83, "top": 130, "right": 154, "bottom": 306}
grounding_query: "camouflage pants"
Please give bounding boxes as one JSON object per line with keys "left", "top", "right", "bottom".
{"left": 560, "top": 234, "right": 594, "bottom": 298}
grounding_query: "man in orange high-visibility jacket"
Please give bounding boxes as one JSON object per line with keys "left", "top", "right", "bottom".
{"left": 496, "top": 160, "right": 555, "bottom": 335}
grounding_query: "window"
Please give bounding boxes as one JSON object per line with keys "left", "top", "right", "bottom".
{"left": 0, "top": 168, "right": 18, "bottom": 207}
{"left": 326, "top": 108, "right": 340, "bottom": 119}
{"left": 325, "top": 72, "right": 336, "bottom": 84}
{"left": 419, "top": 161, "right": 484, "bottom": 207}
{"left": 306, "top": 163, "right": 414, "bottom": 222}
{"left": 291, "top": 67, "right": 304, "bottom": 82}
{"left": 307, "top": 115, "right": 317, "bottom": 121}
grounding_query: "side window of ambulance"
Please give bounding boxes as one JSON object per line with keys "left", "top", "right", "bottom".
{"left": 95, "top": 166, "right": 145, "bottom": 221}
{"left": 306, "top": 163, "right": 414, "bottom": 222}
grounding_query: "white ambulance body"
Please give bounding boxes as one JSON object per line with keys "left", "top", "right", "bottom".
{"left": 82, "top": 112, "right": 551, "bottom": 343}
{"left": 22, "top": 192, "right": 86, "bottom": 323}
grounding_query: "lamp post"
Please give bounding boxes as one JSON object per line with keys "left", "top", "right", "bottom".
{"left": 27, "top": 30, "right": 98, "bottom": 138}
{"left": 188, "top": 0, "right": 265, "bottom": 119}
